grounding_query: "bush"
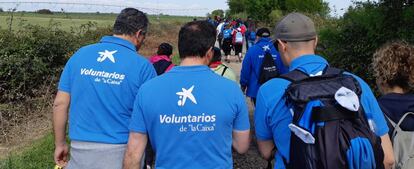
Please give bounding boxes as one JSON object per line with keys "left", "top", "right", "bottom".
{"left": 37, "top": 9, "right": 53, "bottom": 15}
{"left": 319, "top": 1, "right": 414, "bottom": 91}
{"left": 268, "top": 9, "right": 283, "bottom": 24}
{"left": 0, "top": 25, "right": 76, "bottom": 102}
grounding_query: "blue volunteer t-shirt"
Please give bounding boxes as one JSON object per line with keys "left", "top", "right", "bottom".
{"left": 129, "top": 65, "right": 250, "bottom": 169}
{"left": 240, "top": 37, "right": 288, "bottom": 98}
{"left": 58, "top": 36, "right": 156, "bottom": 144}
{"left": 254, "top": 55, "right": 389, "bottom": 169}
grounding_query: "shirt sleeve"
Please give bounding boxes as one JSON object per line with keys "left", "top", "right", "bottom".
{"left": 129, "top": 90, "right": 147, "bottom": 133}
{"left": 351, "top": 74, "right": 389, "bottom": 136}
{"left": 255, "top": 79, "right": 293, "bottom": 167}
{"left": 58, "top": 58, "right": 73, "bottom": 93}
{"left": 233, "top": 87, "right": 250, "bottom": 131}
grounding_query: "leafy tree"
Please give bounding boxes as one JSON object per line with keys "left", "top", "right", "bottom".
{"left": 210, "top": 9, "right": 225, "bottom": 18}
{"left": 227, "top": 0, "right": 248, "bottom": 14}
{"left": 285, "top": 0, "right": 330, "bottom": 17}
{"left": 0, "top": 8, "right": 3, "bottom": 12}
{"left": 37, "top": 9, "right": 53, "bottom": 15}
{"left": 245, "top": 0, "right": 278, "bottom": 22}
{"left": 227, "top": 0, "right": 329, "bottom": 22}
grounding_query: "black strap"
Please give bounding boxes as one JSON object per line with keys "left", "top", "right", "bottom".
{"left": 312, "top": 106, "right": 359, "bottom": 122}
{"left": 279, "top": 69, "right": 309, "bottom": 82}
{"left": 221, "top": 65, "right": 228, "bottom": 76}
{"left": 322, "top": 67, "right": 343, "bottom": 78}
{"left": 279, "top": 67, "right": 344, "bottom": 83}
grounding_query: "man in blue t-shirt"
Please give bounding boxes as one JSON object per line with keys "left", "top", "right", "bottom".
{"left": 53, "top": 8, "right": 156, "bottom": 169}
{"left": 240, "top": 27, "right": 288, "bottom": 105}
{"left": 123, "top": 21, "right": 251, "bottom": 169}
{"left": 255, "top": 13, "right": 395, "bottom": 169}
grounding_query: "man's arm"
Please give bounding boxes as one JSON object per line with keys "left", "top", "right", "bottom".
{"left": 351, "top": 75, "right": 394, "bottom": 168}
{"left": 257, "top": 140, "right": 275, "bottom": 160}
{"left": 381, "top": 134, "right": 395, "bottom": 169}
{"left": 123, "top": 132, "right": 148, "bottom": 169}
{"left": 232, "top": 130, "right": 250, "bottom": 154}
{"left": 53, "top": 91, "right": 70, "bottom": 167}
{"left": 240, "top": 48, "right": 253, "bottom": 91}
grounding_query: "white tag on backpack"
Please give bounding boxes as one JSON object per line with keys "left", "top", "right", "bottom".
{"left": 335, "top": 87, "right": 360, "bottom": 111}
{"left": 289, "top": 123, "right": 315, "bottom": 144}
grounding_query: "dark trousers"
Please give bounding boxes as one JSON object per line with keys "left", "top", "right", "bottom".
{"left": 218, "top": 37, "right": 223, "bottom": 49}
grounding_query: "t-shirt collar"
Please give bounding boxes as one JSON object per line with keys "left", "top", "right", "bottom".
{"left": 170, "top": 65, "right": 210, "bottom": 72}
{"left": 257, "top": 37, "right": 271, "bottom": 44}
{"left": 100, "top": 36, "right": 136, "bottom": 52}
{"left": 289, "top": 54, "right": 329, "bottom": 75}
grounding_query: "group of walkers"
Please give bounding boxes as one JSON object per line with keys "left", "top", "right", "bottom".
{"left": 53, "top": 7, "right": 414, "bottom": 169}
{"left": 214, "top": 17, "right": 257, "bottom": 63}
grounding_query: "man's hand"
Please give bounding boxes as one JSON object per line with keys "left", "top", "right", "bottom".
{"left": 54, "top": 143, "right": 69, "bottom": 167}
{"left": 53, "top": 91, "right": 70, "bottom": 168}
{"left": 241, "top": 85, "right": 247, "bottom": 94}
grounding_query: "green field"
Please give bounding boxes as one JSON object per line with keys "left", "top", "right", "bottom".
{"left": 0, "top": 12, "right": 198, "bottom": 31}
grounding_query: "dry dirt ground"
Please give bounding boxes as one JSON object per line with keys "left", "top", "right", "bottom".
{"left": 225, "top": 58, "right": 269, "bottom": 169}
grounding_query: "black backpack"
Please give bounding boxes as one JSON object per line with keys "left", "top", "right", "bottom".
{"left": 153, "top": 60, "right": 172, "bottom": 76}
{"left": 258, "top": 52, "right": 279, "bottom": 85}
{"left": 280, "top": 67, "right": 384, "bottom": 169}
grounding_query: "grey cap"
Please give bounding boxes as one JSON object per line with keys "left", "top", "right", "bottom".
{"left": 273, "top": 12, "right": 316, "bottom": 42}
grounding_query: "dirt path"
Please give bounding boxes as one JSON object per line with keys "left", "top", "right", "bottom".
{"left": 225, "top": 57, "right": 269, "bottom": 169}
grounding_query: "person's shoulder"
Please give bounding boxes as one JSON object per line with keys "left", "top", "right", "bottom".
{"left": 343, "top": 71, "right": 369, "bottom": 88}
{"left": 259, "top": 77, "right": 292, "bottom": 96}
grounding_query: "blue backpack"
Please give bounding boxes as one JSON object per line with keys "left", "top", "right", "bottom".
{"left": 280, "top": 67, "right": 385, "bottom": 169}
{"left": 223, "top": 29, "right": 232, "bottom": 39}
{"left": 249, "top": 31, "right": 256, "bottom": 41}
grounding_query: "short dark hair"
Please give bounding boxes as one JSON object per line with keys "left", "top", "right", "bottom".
{"left": 178, "top": 21, "right": 216, "bottom": 59}
{"left": 113, "top": 8, "right": 149, "bottom": 36}
{"left": 157, "top": 43, "right": 173, "bottom": 56}
{"left": 211, "top": 47, "right": 222, "bottom": 63}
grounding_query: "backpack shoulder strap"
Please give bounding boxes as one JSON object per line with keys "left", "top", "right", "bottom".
{"left": 392, "top": 112, "right": 414, "bottom": 138}
{"left": 221, "top": 64, "right": 228, "bottom": 76}
{"left": 383, "top": 111, "right": 398, "bottom": 128}
{"left": 279, "top": 69, "right": 309, "bottom": 82}
{"left": 322, "top": 67, "right": 344, "bottom": 78}
{"left": 395, "top": 112, "right": 414, "bottom": 129}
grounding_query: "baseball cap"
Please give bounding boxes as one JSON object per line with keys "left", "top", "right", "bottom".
{"left": 256, "top": 28, "right": 271, "bottom": 37}
{"left": 273, "top": 12, "right": 316, "bottom": 42}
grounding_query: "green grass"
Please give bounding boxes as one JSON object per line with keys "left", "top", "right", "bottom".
{"left": 0, "top": 133, "right": 55, "bottom": 169}
{"left": 0, "top": 12, "right": 198, "bottom": 31}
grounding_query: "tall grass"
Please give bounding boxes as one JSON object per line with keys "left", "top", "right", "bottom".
{"left": 0, "top": 133, "right": 55, "bottom": 169}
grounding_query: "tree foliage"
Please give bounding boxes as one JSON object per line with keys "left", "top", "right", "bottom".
{"left": 227, "top": 0, "right": 329, "bottom": 22}
{"left": 319, "top": 0, "right": 414, "bottom": 90}
{"left": 285, "top": 0, "right": 330, "bottom": 17}
{"left": 37, "top": 9, "right": 53, "bottom": 15}
{"left": 210, "top": 9, "right": 225, "bottom": 18}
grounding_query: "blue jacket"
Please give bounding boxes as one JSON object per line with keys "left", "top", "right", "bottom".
{"left": 254, "top": 55, "right": 389, "bottom": 169}
{"left": 240, "top": 38, "right": 288, "bottom": 98}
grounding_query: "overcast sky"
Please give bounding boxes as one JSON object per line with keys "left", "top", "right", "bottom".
{"left": 0, "top": 0, "right": 363, "bottom": 17}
